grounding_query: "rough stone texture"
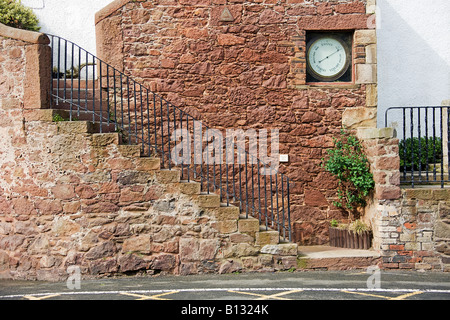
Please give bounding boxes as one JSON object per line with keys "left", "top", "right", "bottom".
{"left": 0, "top": 114, "right": 298, "bottom": 280}
{"left": 359, "top": 128, "right": 449, "bottom": 271}
{"left": 95, "top": 0, "right": 375, "bottom": 245}
{"left": 298, "top": 256, "right": 382, "bottom": 271}
{"left": 0, "top": 23, "right": 51, "bottom": 109}
{"left": 369, "top": 189, "right": 450, "bottom": 272}
{"left": 0, "top": 26, "right": 299, "bottom": 280}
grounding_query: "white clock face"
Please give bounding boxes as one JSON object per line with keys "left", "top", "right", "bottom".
{"left": 307, "top": 37, "right": 350, "bottom": 81}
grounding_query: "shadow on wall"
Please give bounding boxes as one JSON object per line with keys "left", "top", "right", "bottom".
{"left": 377, "top": 0, "right": 450, "bottom": 132}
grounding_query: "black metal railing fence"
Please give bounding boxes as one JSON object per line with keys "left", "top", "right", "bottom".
{"left": 385, "top": 106, "right": 450, "bottom": 188}
{"left": 47, "top": 34, "right": 292, "bottom": 241}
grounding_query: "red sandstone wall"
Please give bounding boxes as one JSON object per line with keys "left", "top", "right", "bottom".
{"left": 96, "top": 0, "right": 375, "bottom": 245}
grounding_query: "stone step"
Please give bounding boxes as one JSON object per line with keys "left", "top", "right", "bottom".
{"left": 178, "top": 180, "right": 201, "bottom": 195}
{"left": 296, "top": 245, "right": 381, "bottom": 271}
{"left": 135, "top": 157, "right": 161, "bottom": 171}
{"left": 216, "top": 220, "right": 238, "bottom": 234}
{"left": 237, "top": 217, "right": 260, "bottom": 236}
{"left": 118, "top": 144, "right": 142, "bottom": 158}
{"left": 255, "top": 230, "right": 279, "bottom": 246}
{"left": 53, "top": 87, "right": 103, "bottom": 99}
{"left": 55, "top": 120, "right": 116, "bottom": 134}
{"left": 52, "top": 107, "right": 111, "bottom": 123}
{"left": 212, "top": 204, "right": 240, "bottom": 221}
{"left": 260, "top": 243, "right": 298, "bottom": 256}
{"left": 53, "top": 78, "right": 98, "bottom": 89}
{"left": 155, "top": 169, "right": 180, "bottom": 184}
{"left": 197, "top": 192, "right": 221, "bottom": 208}
{"left": 52, "top": 99, "right": 107, "bottom": 113}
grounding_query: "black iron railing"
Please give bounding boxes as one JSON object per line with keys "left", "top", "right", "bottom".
{"left": 47, "top": 34, "right": 292, "bottom": 241}
{"left": 385, "top": 106, "right": 450, "bottom": 188}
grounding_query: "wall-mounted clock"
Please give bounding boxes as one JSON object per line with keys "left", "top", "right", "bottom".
{"left": 306, "top": 33, "right": 352, "bottom": 83}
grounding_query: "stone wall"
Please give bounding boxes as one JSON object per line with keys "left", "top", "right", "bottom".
{"left": 95, "top": 0, "right": 377, "bottom": 245}
{"left": 358, "top": 127, "right": 449, "bottom": 271}
{"left": 0, "top": 23, "right": 298, "bottom": 280}
{"left": 0, "top": 116, "right": 297, "bottom": 281}
{"left": 0, "top": 23, "right": 51, "bottom": 109}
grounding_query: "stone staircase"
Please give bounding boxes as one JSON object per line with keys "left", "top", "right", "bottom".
{"left": 51, "top": 79, "right": 116, "bottom": 133}
{"left": 36, "top": 112, "right": 298, "bottom": 278}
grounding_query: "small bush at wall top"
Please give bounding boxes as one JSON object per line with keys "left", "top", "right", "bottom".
{"left": 0, "top": 0, "right": 40, "bottom": 32}
{"left": 321, "top": 129, "right": 374, "bottom": 219}
{"left": 399, "top": 137, "right": 442, "bottom": 171}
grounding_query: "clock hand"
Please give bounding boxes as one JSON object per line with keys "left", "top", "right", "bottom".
{"left": 318, "top": 49, "right": 341, "bottom": 64}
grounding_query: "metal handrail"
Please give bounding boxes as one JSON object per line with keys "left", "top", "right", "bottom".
{"left": 47, "top": 34, "right": 292, "bottom": 241}
{"left": 385, "top": 106, "right": 450, "bottom": 188}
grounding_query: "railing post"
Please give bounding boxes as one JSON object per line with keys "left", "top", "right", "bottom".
{"left": 442, "top": 100, "right": 450, "bottom": 177}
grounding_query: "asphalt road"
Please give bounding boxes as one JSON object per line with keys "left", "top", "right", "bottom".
{"left": 0, "top": 270, "right": 449, "bottom": 302}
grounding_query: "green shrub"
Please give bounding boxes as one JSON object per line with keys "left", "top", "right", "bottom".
{"left": 321, "top": 129, "right": 374, "bottom": 218}
{"left": 0, "top": 0, "right": 40, "bottom": 32}
{"left": 399, "top": 137, "right": 442, "bottom": 171}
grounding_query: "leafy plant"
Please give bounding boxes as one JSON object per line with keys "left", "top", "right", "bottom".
{"left": 0, "top": 0, "right": 40, "bottom": 32}
{"left": 330, "top": 219, "right": 339, "bottom": 228}
{"left": 321, "top": 129, "right": 374, "bottom": 219}
{"left": 399, "top": 137, "right": 442, "bottom": 171}
{"left": 348, "top": 219, "right": 371, "bottom": 235}
{"left": 65, "top": 62, "right": 96, "bottom": 79}
{"left": 52, "top": 113, "right": 66, "bottom": 122}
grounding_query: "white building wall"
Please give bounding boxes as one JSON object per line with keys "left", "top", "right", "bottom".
{"left": 377, "top": 0, "right": 450, "bottom": 130}
{"left": 21, "top": 0, "right": 114, "bottom": 55}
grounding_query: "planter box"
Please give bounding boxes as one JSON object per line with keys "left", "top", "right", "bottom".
{"left": 329, "top": 227, "right": 372, "bottom": 250}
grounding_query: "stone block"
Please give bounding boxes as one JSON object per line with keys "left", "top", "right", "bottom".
{"left": 217, "top": 34, "right": 245, "bottom": 46}
{"left": 375, "top": 185, "right": 401, "bottom": 200}
{"left": 197, "top": 193, "right": 220, "bottom": 208}
{"left": 366, "top": 84, "right": 378, "bottom": 107}
{"left": 179, "top": 238, "right": 219, "bottom": 262}
{"left": 178, "top": 181, "right": 201, "bottom": 195}
{"left": 92, "top": 133, "right": 120, "bottom": 147}
{"left": 238, "top": 218, "right": 260, "bottom": 235}
{"left": 432, "top": 189, "right": 450, "bottom": 201}
{"left": 118, "top": 170, "right": 155, "bottom": 185}
{"left": 217, "top": 220, "right": 238, "bottom": 234}
{"left": 155, "top": 169, "right": 180, "bottom": 183}
{"left": 435, "top": 220, "right": 450, "bottom": 239}
{"left": 118, "top": 145, "right": 141, "bottom": 158}
{"left": 404, "top": 189, "right": 433, "bottom": 200}
{"left": 357, "top": 127, "right": 394, "bottom": 140}
{"left": 355, "top": 63, "right": 377, "bottom": 84}
{"left": 23, "top": 109, "right": 68, "bottom": 122}
{"left": 366, "top": 0, "right": 377, "bottom": 14}
{"left": 122, "top": 235, "right": 151, "bottom": 254}
{"left": 57, "top": 121, "right": 94, "bottom": 134}
{"left": 366, "top": 44, "right": 377, "bottom": 64}
{"left": 229, "top": 233, "right": 254, "bottom": 244}
{"left": 342, "top": 107, "right": 377, "bottom": 129}
{"left": 354, "top": 30, "right": 377, "bottom": 45}
{"left": 136, "top": 158, "right": 161, "bottom": 171}
{"left": 255, "top": 230, "right": 280, "bottom": 246}
{"left": 212, "top": 205, "right": 240, "bottom": 221}
{"left": 260, "top": 243, "right": 298, "bottom": 256}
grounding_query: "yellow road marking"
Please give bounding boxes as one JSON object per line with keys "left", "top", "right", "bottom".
{"left": 341, "top": 290, "right": 389, "bottom": 299}
{"left": 228, "top": 290, "right": 302, "bottom": 300}
{"left": 342, "top": 290, "right": 423, "bottom": 300}
{"left": 390, "top": 291, "right": 423, "bottom": 300}
{"left": 120, "top": 291, "right": 179, "bottom": 300}
{"left": 23, "top": 294, "right": 61, "bottom": 300}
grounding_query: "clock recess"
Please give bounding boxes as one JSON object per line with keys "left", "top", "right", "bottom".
{"left": 306, "top": 32, "right": 353, "bottom": 83}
